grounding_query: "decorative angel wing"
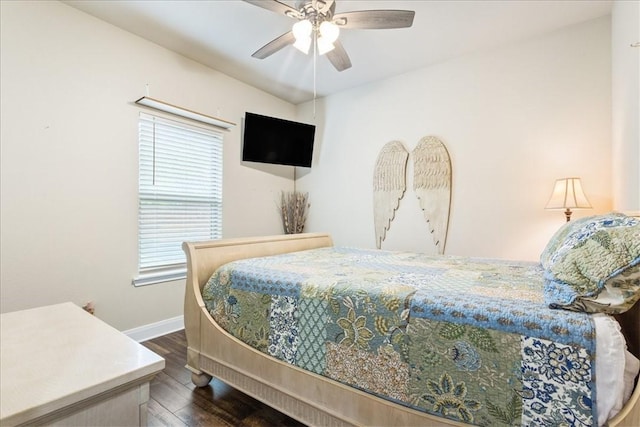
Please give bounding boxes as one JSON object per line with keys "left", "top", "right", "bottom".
{"left": 373, "top": 141, "right": 409, "bottom": 249}
{"left": 412, "top": 136, "right": 452, "bottom": 254}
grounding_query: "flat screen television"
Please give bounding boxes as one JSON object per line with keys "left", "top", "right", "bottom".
{"left": 242, "top": 112, "right": 315, "bottom": 167}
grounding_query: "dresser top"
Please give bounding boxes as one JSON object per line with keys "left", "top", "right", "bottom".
{"left": 0, "top": 302, "right": 165, "bottom": 425}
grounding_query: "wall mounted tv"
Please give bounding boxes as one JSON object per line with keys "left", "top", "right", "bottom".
{"left": 242, "top": 112, "right": 315, "bottom": 168}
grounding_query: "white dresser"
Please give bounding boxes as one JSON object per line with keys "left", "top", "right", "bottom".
{"left": 0, "top": 302, "right": 165, "bottom": 426}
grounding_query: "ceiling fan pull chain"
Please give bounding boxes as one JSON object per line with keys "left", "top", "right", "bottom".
{"left": 313, "top": 28, "right": 317, "bottom": 117}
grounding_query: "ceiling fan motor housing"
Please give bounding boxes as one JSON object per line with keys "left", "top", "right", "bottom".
{"left": 295, "top": 0, "right": 336, "bottom": 24}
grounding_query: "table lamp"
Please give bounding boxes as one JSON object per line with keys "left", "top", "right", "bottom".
{"left": 545, "top": 177, "right": 592, "bottom": 222}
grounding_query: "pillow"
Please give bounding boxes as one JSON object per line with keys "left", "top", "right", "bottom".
{"left": 542, "top": 213, "right": 640, "bottom": 313}
{"left": 540, "top": 212, "right": 627, "bottom": 269}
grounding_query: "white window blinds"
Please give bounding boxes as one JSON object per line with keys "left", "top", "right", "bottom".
{"left": 137, "top": 113, "right": 223, "bottom": 277}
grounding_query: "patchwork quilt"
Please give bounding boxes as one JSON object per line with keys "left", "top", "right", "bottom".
{"left": 202, "top": 247, "right": 597, "bottom": 426}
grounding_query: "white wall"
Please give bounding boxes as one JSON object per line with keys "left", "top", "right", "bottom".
{"left": 0, "top": 1, "right": 296, "bottom": 330}
{"left": 0, "top": 2, "right": 620, "bottom": 332}
{"left": 297, "top": 17, "right": 612, "bottom": 261}
{"left": 612, "top": 0, "right": 640, "bottom": 212}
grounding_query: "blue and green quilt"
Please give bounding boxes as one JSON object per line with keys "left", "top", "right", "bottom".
{"left": 202, "top": 247, "right": 597, "bottom": 426}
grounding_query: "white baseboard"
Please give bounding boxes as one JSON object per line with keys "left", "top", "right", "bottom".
{"left": 123, "top": 315, "right": 184, "bottom": 342}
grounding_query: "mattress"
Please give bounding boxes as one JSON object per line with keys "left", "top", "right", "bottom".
{"left": 202, "top": 247, "right": 639, "bottom": 426}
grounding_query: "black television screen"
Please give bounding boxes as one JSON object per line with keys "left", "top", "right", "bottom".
{"left": 242, "top": 112, "right": 315, "bottom": 167}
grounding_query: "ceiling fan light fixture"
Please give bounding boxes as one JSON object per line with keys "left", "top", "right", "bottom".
{"left": 292, "top": 19, "right": 312, "bottom": 40}
{"left": 317, "top": 36, "right": 335, "bottom": 55}
{"left": 293, "top": 36, "right": 312, "bottom": 54}
{"left": 319, "top": 21, "right": 339, "bottom": 43}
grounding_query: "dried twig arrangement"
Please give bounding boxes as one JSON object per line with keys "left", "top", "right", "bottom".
{"left": 279, "top": 191, "right": 310, "bottom": 234}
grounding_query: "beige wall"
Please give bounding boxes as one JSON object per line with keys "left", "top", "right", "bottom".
{"left": 0, "top": 2, "right": 622, "bottom": 332}
{"left": 297, "top": 17, "right": 612, "bottom": 261}
{"left": 0, "top": 1, "right": 296, "bottom": 330}
{"left": 612, "top": 0, "right": 640, "bottom": 212}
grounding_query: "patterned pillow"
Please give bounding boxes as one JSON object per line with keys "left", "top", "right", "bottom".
{"left": 540, "top": 212, "right": 627, "bottom": 269}
{"left": 542, "top": 213, "right": 640, "bottom": 313}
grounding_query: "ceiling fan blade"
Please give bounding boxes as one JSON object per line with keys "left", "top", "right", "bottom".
{"left": 333, "top": 10, "right": 415, "bottom": 29}
{"left": 326, "top": 40, "right": 352, "bottom": 72}
{"left": 252, "top": 31, "right": 296, "bottom": 59}
{"left": 243, "top": 0, "right": 301, "bottom": 18}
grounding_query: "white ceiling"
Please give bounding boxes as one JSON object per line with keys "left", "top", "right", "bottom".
{"left": 64, "top": 0, "right": 612, "bottom": 105}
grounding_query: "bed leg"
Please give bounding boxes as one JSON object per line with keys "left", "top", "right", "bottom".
{"left": 191, "top": 372, "right": 213, "bottom": 387}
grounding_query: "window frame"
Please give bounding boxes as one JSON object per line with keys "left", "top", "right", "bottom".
{"left": 133, "top": 112, "right": 223, "bottom": 286}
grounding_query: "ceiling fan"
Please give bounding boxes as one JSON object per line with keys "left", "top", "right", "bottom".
{"left": 243, "top": 0, "right": 415, "bottom": 72}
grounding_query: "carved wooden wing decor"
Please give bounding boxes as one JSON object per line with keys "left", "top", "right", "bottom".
{"left": 373, "top": 141, "right": 409, "bottom": 249}
{"left": 412, "top": 136, "right": 452, "bottom": 254}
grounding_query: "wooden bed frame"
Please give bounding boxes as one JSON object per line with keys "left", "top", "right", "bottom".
{"left": 183, "top": 233, "right": 640, "bottom": 427}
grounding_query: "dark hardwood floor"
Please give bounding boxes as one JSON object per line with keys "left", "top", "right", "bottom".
{"left": 141, "top": 330, "right": 307, "bottom": 427}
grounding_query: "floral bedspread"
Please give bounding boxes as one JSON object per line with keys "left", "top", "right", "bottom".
{"left": 202, "top": 247, "right": 597, "bottom": 426}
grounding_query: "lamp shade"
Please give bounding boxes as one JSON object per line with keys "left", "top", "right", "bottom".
{"left": 292, "top": 20, "right": 312, "bottom": 40}
{"left": 545, "top": 177, "right": 592, "bottom": 209}
{"left": 317, "top": 37, "right": 335, "bottom": 55}
{"left": 319, "top": 21, "right": 339, "bottom": 43}
{"left": 293, "top": 36, "right": 311, "bottom": 54}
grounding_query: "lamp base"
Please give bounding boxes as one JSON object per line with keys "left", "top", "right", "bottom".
{"left": 564, "top": 208, "right": 573, "bottom": 222}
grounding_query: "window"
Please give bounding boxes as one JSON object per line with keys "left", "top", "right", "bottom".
{"left": 134, "top": 113, "right": 223, "bottom": 286}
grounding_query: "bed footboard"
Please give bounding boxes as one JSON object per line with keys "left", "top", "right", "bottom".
{"left": 182, "top": 233, "right": 334, "bottom": 379}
